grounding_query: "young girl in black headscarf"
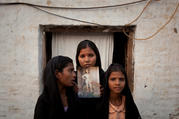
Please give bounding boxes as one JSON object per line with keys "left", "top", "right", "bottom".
{"left": 34, "top": 56, "right": 78, "bottom": 119}
{"left": 75, "top": 40, "right": 105, "bottom": 119}
{"left": 96, "top": 63, "right": 141, "bottom": 119}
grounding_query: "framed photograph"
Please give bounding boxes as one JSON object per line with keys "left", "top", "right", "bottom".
{"left": 77, "top": 67, "right": 100, "bottom": 98}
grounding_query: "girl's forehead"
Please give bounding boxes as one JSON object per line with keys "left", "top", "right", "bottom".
{"left": 80, "top": 46, "right": 95, "bottom": 53}
{"left": 67, "top": 62, "right": 73, "bottom": 66}
{"left": 109, "top": 71, "right": 124, "bottom": 77}
{"left": 82, "top": 45, "right": 93, "bottom": 50}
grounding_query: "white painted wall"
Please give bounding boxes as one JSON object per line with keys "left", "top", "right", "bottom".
{"left": 0, "top": 0, "right": 178, "bottom": 118}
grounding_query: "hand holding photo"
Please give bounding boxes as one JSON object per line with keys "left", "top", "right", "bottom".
{"left": 77, "top": 67, "right": 100, "bottom": 98}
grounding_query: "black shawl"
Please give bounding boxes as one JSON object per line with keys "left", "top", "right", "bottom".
{"left": 34, "top": 87, "right": 78, "bottom": 119}
{"left": 95, "top": 64, "right": 141, "bottom": 119}
{"left": 76, "top": 68, "right": 105, "bottom": 119}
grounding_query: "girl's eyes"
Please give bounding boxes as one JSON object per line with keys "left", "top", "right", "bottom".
{"left": 79, "top": 54, "right": 94, "bottom": 58}
{"left": 111, "top": 78, "right": 116, "bottom": 81}
{"left": 68, "top": 69, "right": 74, "bottom": 73}
{"left": 80, "top": 55, "right": 85, "bottom": 58}
{"left": 88, "top": 54, "right": 94, "bottom": 57}
{"left": 110, "top": 78, "right": 125, "bottom": 81}
{"left": 119, "top": 78, "right": 125, "bottom": 81}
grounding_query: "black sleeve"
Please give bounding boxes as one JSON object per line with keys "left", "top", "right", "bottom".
{"left": 133, "top": 103, "right": 142, "bottom": 119}
{"left": 99, "top": 69, "right": 105, "bottom": 87}
{"left": 126, "top": 100, "right": 142, "bottom": 119}
{"left": 34, "top": 94, "right": 49, "bottom": 119}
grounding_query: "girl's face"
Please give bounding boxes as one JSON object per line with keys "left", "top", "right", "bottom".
{"left": 56, "top": 63, "right": 76, "bottom": 87}
{"left": 78, "top": 46, "right": 96, "bottom": 68}
{"left": 108, "top": 71, "right": 125, "bottom": 95}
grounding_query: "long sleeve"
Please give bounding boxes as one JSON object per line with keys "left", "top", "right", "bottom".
{"left": 34, "top": 94, "right": 49, "bottom": 119}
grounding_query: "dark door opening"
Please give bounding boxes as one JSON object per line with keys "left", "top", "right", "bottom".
{"left": 41, "top": 25, "right": 135, "bottom": 92}
{"left": 113, "top": 32, "right": 128, "bottom": 68}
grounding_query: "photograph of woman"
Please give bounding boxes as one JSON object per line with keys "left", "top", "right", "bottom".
{"left": 78, "top": 67, "right": 100, "bottom": 98}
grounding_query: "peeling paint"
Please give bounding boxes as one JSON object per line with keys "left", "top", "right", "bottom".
{"left": 153, "top": 113, "right": 157, "bottom": 116}
{"left": 174, "top": 28, "right": 177, "bottom": 33}
{"left": 0, "top": 115, "right": 7, "bottom": 117}
{"left": 8, "top": 106, "right": 20, "bottom": 113}
{"left": 46, "top": 0, "right": 52, "bottom": 6}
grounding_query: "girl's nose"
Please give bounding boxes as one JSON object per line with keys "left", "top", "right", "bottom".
{"left": 84, "top": 56, "right": 89, "bottom": 62}
{"left": 72, "top": 71, "right": 76, "bottom": 79}
{"left": 115, "top": 79, "right": 120, "bottom": 85}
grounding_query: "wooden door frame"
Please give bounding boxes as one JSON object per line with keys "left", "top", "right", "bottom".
{"left": 39, "top": 25, "right": 136, "bottom": 92}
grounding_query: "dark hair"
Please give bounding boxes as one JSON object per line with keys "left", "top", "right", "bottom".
{"left": 42, "top": 56, "right": 73, "bottom": 109}
{"left": 98, "top": 63, "right": 141, "bottom": 119}
{"left": 43, "top": 55, "right": 73, "bottom": 89}
{"left": 104, "top": 63, "right": 130, "bottom": 97}
{"left": 75, "top": 40, "right": 102, "bottom": 69}
{"left": 34, "top": 56, "right": 77, "bottom": 119}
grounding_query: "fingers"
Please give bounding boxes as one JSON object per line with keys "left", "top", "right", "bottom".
{"left": 72, "top": 81, "right": 79, "bottom": 93}
{"left": 72, "top": 81, "right": 77, "bottom": 86}
{"left": 100, "top": 85, "right": 104, "bottom": 96}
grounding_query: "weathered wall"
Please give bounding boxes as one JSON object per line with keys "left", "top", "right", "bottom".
{"left": 0, "top": 0, "right": 178, "bottom": 119}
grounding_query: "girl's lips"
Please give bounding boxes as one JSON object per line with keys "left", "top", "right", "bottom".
{"left": 84, "top": 64, "right": 91, "bottom": 67}
{"left": 114, "top": 87, "right": 121, "bottom": 90}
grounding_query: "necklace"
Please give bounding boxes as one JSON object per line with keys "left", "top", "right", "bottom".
{"left": 110, "top": 95, "right": 122, "bottom": 106}
{"left": 109, "top": 102, "right": 125, "bottom": 112}
{"left": 109, "top": 102, "right": 125, "bottom": 119}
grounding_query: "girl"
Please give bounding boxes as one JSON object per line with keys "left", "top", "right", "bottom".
{"left": 96, "top": 63, "right": 141, "bottom": 119}
{"left": 34, "top": 56, "right": 77, "bottom": 119}
{"left": 76, "top": 40, "right": 105, "bottom": 89}
{"left": 75, "top": 40, "right": 105, "bottom": 119}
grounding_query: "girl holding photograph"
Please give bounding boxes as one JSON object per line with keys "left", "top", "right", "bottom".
{"left": 75, "top": 40, "right": 105, "bottom": 119}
